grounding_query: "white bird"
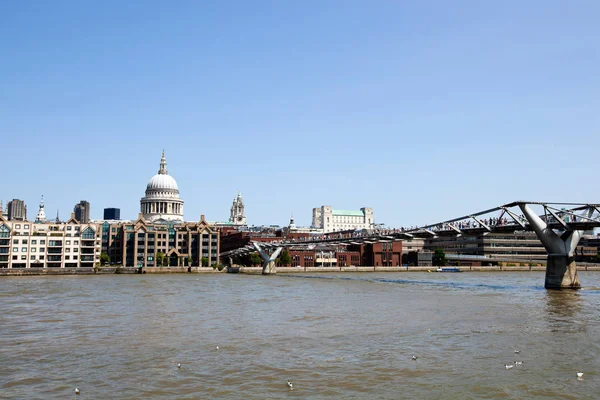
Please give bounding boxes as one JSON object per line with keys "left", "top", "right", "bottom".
{"left": 577, "top": 372, "right": 584, "bottom": 378}
{"left": 178, "top": 363, "right": 182, "bottom": 369}
{"left": 514, "top": 361, "right": 523, "bottom": 365}
{"left": 514, "top": 350, "right": 520, "bottom": 354}
{"left": 412, "top": 356, "right": 418, "bottom": 361}
{"left": 505, "top": 364, "right": 514, "bottom": 370}
{"left": 216, "top": 346, "right": 219, "bottom": 350}
{"left": 287, "top": 380, "right": 293, "bottom": 390}
{"left": 75, "top": 388, "right": 80, "bottom": 395}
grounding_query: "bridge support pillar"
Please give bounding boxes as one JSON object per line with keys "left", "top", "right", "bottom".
{"left": 546, "top": 255, "right": 580, "bottom": 290}
{"left": 519, "top": 204, "right": 584, "bottom": 290}
{"left": 252, "top": 242, "right": 283, "bottom": 275}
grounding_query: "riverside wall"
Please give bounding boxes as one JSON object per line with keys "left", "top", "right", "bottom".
{"left": 2, "top": 265, "right": 600, "bottom": 276}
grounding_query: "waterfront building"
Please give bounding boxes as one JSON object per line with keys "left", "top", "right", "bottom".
{"left": 311, "top": 205, "right": 374, "bottom": 233}
{"left": 0, "top": 201, "right": 7, "bottom": 220}
{"left": 140, "top": 151, "right": 184, "bottom": 223}
{"left": 103, "top": 208, "right": 121, "bottom": 220}
{"left": 7, "top": 199, "right": 27, "bottom": 221}
{"left": 74, "top": 200, "right": 90, "bottom": 224}
{"left": 0, "top": 213, "right": 101, "bottom": 268}
{"left": 229, "top": 191, "right": 247, "bottom": 225}
{"left": 34, "top": 196, "right": 47, "bottom": 223}
{"left": 102, "top": 214, "right": 219, "bottom": 267}
{"left": 425, "top": 232, "right": 546, "bottom": 262}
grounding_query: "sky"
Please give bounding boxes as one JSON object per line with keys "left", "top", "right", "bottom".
{"left": 1, "top": 1, "right": 599, "bottom": 228}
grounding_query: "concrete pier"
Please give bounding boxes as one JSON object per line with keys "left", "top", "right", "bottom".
{"left": 545, "top": 255, "right": 581, "bottom": 290}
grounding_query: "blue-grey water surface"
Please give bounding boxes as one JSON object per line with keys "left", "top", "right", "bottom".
{"left": 1, "top": 272, "right": 600, "bottom": 399}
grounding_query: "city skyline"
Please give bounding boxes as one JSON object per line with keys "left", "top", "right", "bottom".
{"left": 1, "top": 1, "right": 599, "bottom": 227}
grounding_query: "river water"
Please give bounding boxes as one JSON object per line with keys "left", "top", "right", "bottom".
{"left": 1, "top": 272, "right": 600, "bottom": 399}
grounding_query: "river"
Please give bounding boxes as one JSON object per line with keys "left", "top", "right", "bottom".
{"left": 1, "top": 272, "right": 599, "bottom": 399}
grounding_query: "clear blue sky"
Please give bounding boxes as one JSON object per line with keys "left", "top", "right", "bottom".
{"left": 1, "top": 1, "right": 599, "bottom": 228}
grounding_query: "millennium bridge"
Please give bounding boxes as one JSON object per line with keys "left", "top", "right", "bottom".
{"left": 220, "top": 201, "right": 600, "bottom": 290}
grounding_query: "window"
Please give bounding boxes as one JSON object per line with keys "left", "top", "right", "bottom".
{"left": 66, "top": 255, "right": 70, "bottom": 260}
{"left": 24, "top": 224, "right": 29, "bottom": 229}
{"left": 30, "top": 255, "right": 35, "bottom": 260}
{"left": 65, "top": 248, "right": 70, "bottom": 253}
{"left": 12, "top": 255, "right": 17, "bottom": 260}
{"left": 13, "top": 239, "right": 18, "bottom": 244}
{"left": 73, "top": 255, "right": 78, "bottom": 260}
{"left": 67, "top": 226, "right": 72, "bottom": 230}
{"left": 31, "top": 248, "right": 36, "bottom": 252}
{"left": 39, "top": 255, "right": 44, "bottom": 260}
{"left": 40, "top": 240, "right": 46, "bottom": 245}
{"left": 66, "top": 240, "right": 71, "bottom": 245}
{"left": 12, "top": 247, "right": 18, "bottom": 252}
{"left": 22, "top": 239, "right": 28, "bottom": 244}
{"left": 82, "top": 228, "right": 95, "bottom": 240}
{"left": 74, "top": 241, "right": 79, "bottom": 245}
{"left": 32, "top": 240, "right": 37, "bottom": 245}
{"left": 40, "top": 248, "right": 45, "bottom": 252}
{"left": 74, "top": 248, "right": 78, "bottom": 253}
{"left": 21, "top": 255, "right": 26, "bottom": 260}
{"left": 15, "top": 224, "right": 21, "bottom": 229}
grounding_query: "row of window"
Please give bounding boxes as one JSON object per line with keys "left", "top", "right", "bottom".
{"left": 10, "top": 255, "right": 83, "bottom": 261}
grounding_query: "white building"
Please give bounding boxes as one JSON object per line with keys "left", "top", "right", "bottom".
{"left": 229, "top": 191, "right": 247, "bottom": 225}
{"left": 311, "top": 206, "right": 374, "bottom": 233}
{"left": 140, "top": 151, "right": 184, "bottom": 223}
{"left": 0, "top": 214, "right": 101, "bottom": 268}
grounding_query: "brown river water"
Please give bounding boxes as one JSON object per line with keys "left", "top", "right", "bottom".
{"left": 1, "top": 272, "right": 600, "bottom": 399}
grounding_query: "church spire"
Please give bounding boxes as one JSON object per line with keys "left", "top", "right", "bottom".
{"left": 158, "top": 150, "right": 168, "bottom": 175}
{"left": 35, "top": 195, "right": 47, "bottom": 223}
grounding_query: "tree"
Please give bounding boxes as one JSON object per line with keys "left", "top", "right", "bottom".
{"left": 277, "top": 249, "right": 292, "bottom": 266}
{"left": 250, "top": 252, "right": 262, "bottom": 267}
{"left": 156, "top": 252, "right": 165, "bottom": 267}
{"left": 432, "top": 248, "right": 447, "bottom": 266}
{"left": 100, "top": 252, "right": 110, "bottom": 266}
{"left": 201, "top": 257, "right": 209, "bottom": 267}
{"left": 186, "top": 256, "right": 193, "bottom": 266}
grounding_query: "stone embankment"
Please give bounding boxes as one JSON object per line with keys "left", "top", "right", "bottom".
{"left": 2, "top": 265, "right": 600, "bottom": 276}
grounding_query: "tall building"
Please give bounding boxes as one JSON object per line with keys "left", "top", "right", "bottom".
{"left": 140, "top": 150, "right": 184, "bottom": 223}
{"left": 35, "top": 196, "right": 47, "bottom": 223}
{"left": 229, "top": 191, "right": 246, "bottom": 225}
{"left": 311, "top": 206, "right": 374, "bottom": 233}
{"left": 7, "top": 199, "right": 27, "bottom": 221}
{"left": 103, "top": 208, "right": 121, "bottom": 220}
{"left": 74, "top": 200, "right": 90, "bottom": 224}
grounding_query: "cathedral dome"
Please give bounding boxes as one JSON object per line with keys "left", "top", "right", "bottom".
{"left": 146, "top": 174, "right": 179, "bottom": 191}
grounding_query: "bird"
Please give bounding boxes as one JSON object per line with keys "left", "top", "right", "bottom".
{"left": 178, "top": 363, "right": 182, "bottom": 369}
{"left": 412, "top": 356, "right": 418, "bottom": 361}
{"left": 287, "top": 380, "right": 293, "bottom": 390}
{"left": 216, "top": 346, "right": 219, "bottom": 350}
{"left": 514, "top": 350, "right": 520, "bottom": 354}
{"left": 75, "top": 388, "right": 80, "bottom": 395}
{"left": 514, "top": 361, "right": 523, "bottom": 365}
{"left": 505, "top": 364, "right": 514, "bottom": 370}
{"left": 577, "top": 372, "right": 584, "bottom": 378}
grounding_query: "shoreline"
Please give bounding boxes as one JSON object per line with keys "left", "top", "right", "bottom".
{"left": 2, "top": 265, "right": 600, "bottom": 276}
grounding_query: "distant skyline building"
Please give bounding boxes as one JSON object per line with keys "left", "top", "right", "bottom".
{"left": 0, "top": 201, "right": 7, "bottom": 220}
{"left": 103, "top": 208, "right": 121, "bottom": 220}
{"left": 229, "top": 192, "right": 246, "bottom": 225}
{"left": 74, "top": 200, "right": 90, "bottom": 224}
{"left": 7, "top": 199, "right": 27, "bottom": 221}
{"left": 311, "top": 206, "right": 374, "bottom": 233}
{"left": 140, "top": 151, "right": 184, "bottom": 223}
{"left": 35, "top": 196, "right": 47, "bottom": 223}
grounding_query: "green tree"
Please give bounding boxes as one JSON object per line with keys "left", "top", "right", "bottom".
{"left": 201, "top": 257, "right": 209, "bottom": 267}
{"left": 432, "top": 248, "right": 447, "bottom": 266}
{"left": 277, "top": 249, "right": 292, "bottom": 266}
{"left": 186, "top": 256, "right": 193, "bottom": 266}
{"left": 250, "top": 252, "right": 262, "bottom": 267}
{"left": 156, "top": 252, "right": 165, "bottom": 267}
{"left": 100, "top": 252, "right": 110, "bottom": 266}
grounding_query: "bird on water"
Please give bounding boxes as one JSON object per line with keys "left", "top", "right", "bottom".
{"left": 412, "top": 356, "right": 418, "bottom": 361}
{"left": 514, "top": 350, "right": 520, "bottom": 354}
{"left": 505, "top": 364, "right": 514, "bottom": 370}
{"left": 178, "top": 363, "right": 182, "bottom": 369}
{"left": 577, "top": 372, "right": 584, "bottom": 379}
{"left": 75, "top": 388, "right": 80, "bottom": 395}
{"left": 514, "top": 361, "right": 523, "bottom": 365}
{"left": 287, "top": 380, "right": 293, "bottom": 390}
